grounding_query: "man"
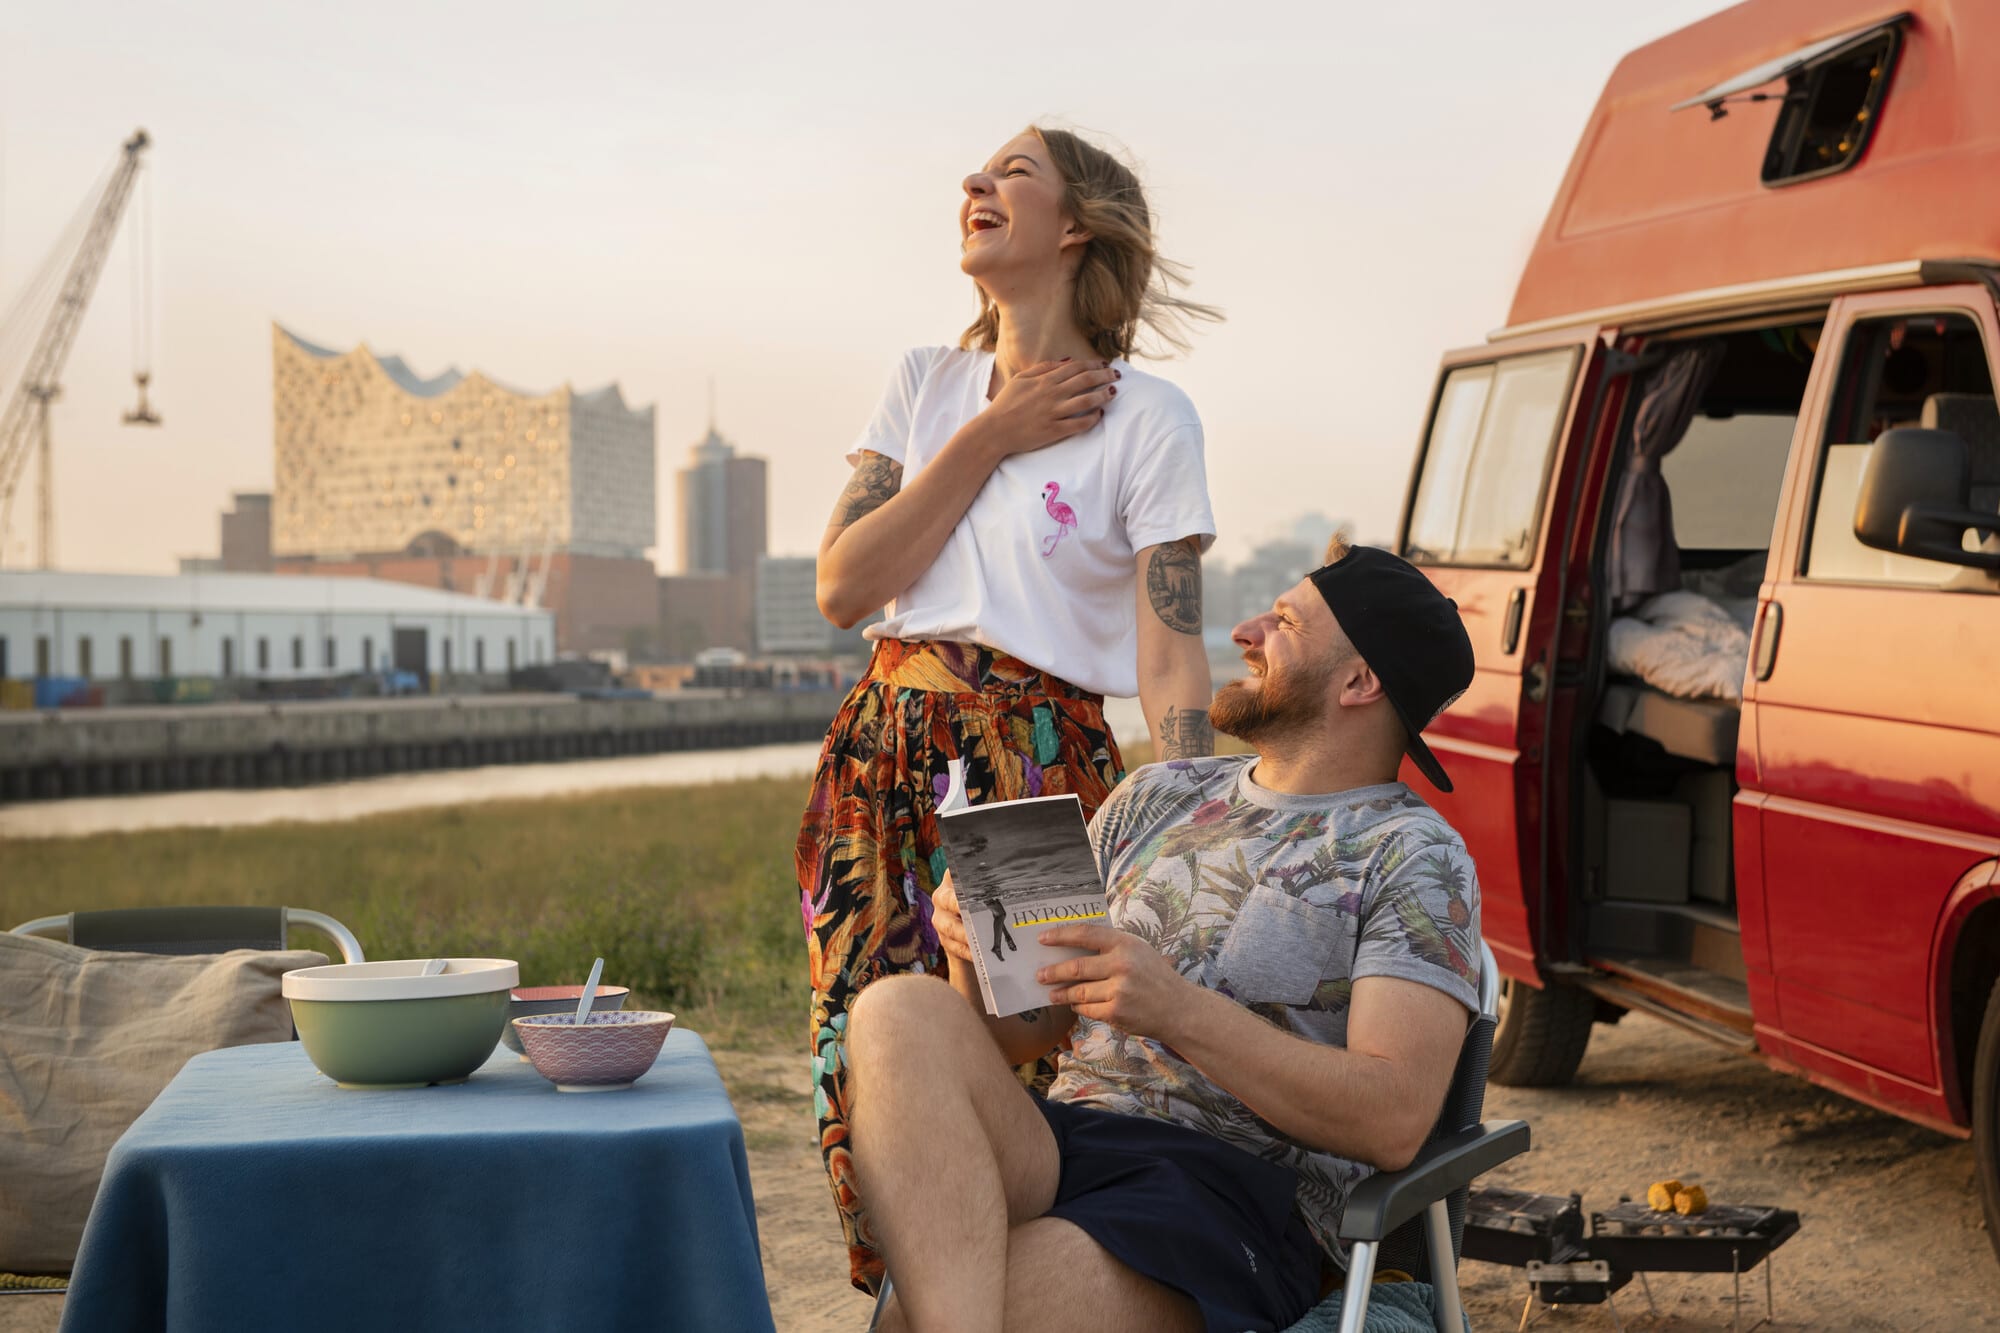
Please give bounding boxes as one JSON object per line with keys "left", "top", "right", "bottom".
{"left": 844, "top": 541, "right": 1482, "bottom": 1333}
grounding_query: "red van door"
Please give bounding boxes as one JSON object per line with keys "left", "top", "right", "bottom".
{"left": 1400, "top": 328, "right": 1608, "bottom": 979}
{"left": 1748, "top": 287, "right": 2000, "bottom": 1123}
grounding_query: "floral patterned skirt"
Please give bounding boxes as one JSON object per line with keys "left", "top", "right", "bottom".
{"left": 794, "top": 637, "right": 1126, "bottom": 1294}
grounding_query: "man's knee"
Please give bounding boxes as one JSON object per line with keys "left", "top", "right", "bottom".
{"left": 847, "top": 973, "right": 959, "bottom": 1075}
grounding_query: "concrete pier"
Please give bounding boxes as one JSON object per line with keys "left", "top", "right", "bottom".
{"left": 0, "top": 690, "right": 840, "bottom": 803}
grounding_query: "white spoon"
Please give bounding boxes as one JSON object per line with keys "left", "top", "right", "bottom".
{"left": 937, "top": 758, "right": 968, "bottom": 815}
{"left": 574, "top": 957, "right": 605, "bottom": 1024}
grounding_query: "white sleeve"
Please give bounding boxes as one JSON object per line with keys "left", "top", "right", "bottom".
{"left": 845, "top": 347, "right": 943, "bottom": 467}
{"left": 1121, "top": 422, "right": 1217, "bottom": 553}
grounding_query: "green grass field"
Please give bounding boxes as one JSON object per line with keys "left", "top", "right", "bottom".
{"left": 6, "top": 741, "right": 1175, "bottom": 1053}
{"left": 4, "top": 774, "right": 817, "bottom": 1052}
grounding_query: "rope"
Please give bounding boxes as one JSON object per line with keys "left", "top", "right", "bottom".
{"left": 0, "top": 154, "right": 111, "bottom": 359}
{"left": 129, "top": 161, "right": 152, "bottom": 378}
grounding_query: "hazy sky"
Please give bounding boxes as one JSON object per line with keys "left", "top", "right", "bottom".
{"left": 0, "top": 0, "right": 1732, "bottom": 575}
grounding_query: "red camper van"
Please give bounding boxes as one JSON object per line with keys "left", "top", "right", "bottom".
{"left": 1399, "top": 0, "right": 2000, "bottom": 1257}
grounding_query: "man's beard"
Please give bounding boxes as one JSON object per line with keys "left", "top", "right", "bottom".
{"left": 1210, "top": 652, "right": 1335, "bottom": 743}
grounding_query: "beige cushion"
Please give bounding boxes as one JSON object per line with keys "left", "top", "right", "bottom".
{"left": 0, "top": 932, "right": 326, "bottom": 1273}
{"left": 1600, "top": 682, "right": 1741, "bottom": 766}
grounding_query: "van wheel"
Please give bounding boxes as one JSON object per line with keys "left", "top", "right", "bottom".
{"left": 1974, "top": 978, "right": 2000, "bottom": 1265}
{"left": 1490, "top": 978, "right": 1596, "bottom": 1087}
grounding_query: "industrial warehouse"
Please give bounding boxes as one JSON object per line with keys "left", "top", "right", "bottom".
{"left": 0, "top": 570, "right": 554, "bottom": 696}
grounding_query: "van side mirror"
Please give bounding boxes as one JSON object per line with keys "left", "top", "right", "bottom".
{"left": 1853, "top": 428, "right": 2000, "bottom": 571}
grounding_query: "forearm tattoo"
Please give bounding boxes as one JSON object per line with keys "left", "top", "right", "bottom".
{"left": 1016, "top": 1008, "right": 1046, "bottom": 1025}
{"left": 830, "top": 452, "right": 904, "bottom": 527}
{"left": 1159, "top": 705, "right": 1214, "bottom": 760}
{"left": 1145, "top": 542, "right": 1203, "bottom": 635}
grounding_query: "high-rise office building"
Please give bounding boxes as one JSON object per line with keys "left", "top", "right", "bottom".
{"left": 754, "top": 555, "right": 829, "bottom": 656}
{"left": 675, "top": 426, "right": 766, "bottom": 578}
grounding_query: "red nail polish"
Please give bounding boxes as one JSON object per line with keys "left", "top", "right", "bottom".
{"left": 1109, "top": 385, "right": 1118, "bottom": 396}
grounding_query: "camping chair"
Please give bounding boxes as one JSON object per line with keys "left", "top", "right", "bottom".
{"left": 865, "top": 943, "right": 1527, "bottom": 1333}
{"left": 1317, "top": 939, "right": 1527, "bottom": 1333}
{"left": 10, "top": 906, "right": 365, "bottom": 963}
{"left": 1, "top": 906, "right": 365, "bottom": 1296}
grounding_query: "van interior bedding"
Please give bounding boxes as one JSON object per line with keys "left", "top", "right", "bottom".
{"left": 1605, "top": 589, "right": 1752, "bottom": 702}
{"left": 1571, "top": 324, "right": 1820, "bottom": 1008}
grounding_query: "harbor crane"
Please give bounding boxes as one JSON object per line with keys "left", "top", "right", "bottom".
{"left": 0, "top": 129, "right": 159, "bottom": 569}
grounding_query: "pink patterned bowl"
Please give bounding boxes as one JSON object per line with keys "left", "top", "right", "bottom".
{"left": 512, "top": 1010, "right": 675, "bottom": 1092}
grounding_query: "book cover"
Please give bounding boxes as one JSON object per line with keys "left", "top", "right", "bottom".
{"left": 935, "top": 771, "right": 1107, "bottom": 1017}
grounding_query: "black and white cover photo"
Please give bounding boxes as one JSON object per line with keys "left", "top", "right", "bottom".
{"left": 936, "top": 791, "right": 1107, "bottom": 1017}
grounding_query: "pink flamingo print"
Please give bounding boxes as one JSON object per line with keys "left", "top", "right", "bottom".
{"left": 1041, "top": 482, "right": 1078, "bottom": 558}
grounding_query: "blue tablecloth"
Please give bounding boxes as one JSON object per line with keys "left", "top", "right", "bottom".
{"left": 61, "top": 1029, "right": 775, "bottom": 1333}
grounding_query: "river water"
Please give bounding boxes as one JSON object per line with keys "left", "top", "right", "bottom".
{"left": 0, "top": 697, "right": 1152, "bottom": 840}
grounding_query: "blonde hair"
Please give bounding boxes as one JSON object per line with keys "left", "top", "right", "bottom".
{"left": 960, "top": 126, "right": 1222, "bottom": 362}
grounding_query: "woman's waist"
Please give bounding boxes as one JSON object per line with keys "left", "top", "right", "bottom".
{"left": 863, "top": 638, "right": 1103, "bottom": 703}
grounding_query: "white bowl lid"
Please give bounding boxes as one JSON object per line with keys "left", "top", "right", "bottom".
{"left": 282, "top": 958, "right": 519, "bottom": 1001}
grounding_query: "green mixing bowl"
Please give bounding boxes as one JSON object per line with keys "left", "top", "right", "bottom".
{"left": 283, "top": 958, "right": 519, "bottom": 1089}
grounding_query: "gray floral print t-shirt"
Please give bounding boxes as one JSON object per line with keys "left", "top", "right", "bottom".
{"left": 1045, "top": 754, "right": 1482, "bottom": 1264}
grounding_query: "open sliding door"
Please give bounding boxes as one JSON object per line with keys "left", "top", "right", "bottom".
{"left": 1400, "top": 327, "right": 1609, "bottom": 981}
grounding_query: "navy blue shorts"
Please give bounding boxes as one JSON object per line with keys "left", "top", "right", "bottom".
{"left": 1034, "top": 1097, "right": 1323, "bottom": 1333}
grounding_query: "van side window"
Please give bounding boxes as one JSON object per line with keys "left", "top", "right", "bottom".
{"left": 1404, "top": 348, "right": 1577, "bottom": 568}
{"left": 1803, "top": 311, "right": 1999, "bottom": 589}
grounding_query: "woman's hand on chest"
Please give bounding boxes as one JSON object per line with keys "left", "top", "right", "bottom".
{"left": 970, "top": 358, "right": 1120, "bottom": 460}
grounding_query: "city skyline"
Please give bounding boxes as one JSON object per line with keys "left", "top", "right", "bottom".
{"left": 0, "top": 1, "right": 1732, "bottom": 576}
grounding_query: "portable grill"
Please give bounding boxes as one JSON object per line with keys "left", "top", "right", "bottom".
{"left": 1590, "top": 1200, "right": 1800, "bottom": 1273}
{"left": 1462, "top": 1186, "right": 1798, "bottom": 1332}
{"left": 1461, "top": 1188, "right": 1586, "bottom": 1268}
{"left": 1463, "top": 1189, "right": 1634, "bottom": 1310}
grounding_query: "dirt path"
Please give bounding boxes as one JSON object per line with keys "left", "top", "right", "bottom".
{"left": 720, "top": 1013, "right": 2000, "bottom": 1332}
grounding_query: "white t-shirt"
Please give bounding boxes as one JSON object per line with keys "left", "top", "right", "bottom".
{"left": 847, "top": 346, "right": 1215, "bottom": 699}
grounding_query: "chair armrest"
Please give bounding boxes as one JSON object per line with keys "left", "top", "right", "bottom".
{"left": 1336, "top": 1120, "right": 1530, "bottom": 1243}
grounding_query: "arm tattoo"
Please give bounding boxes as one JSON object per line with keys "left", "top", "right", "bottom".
{"left": 830, "top": 452, "right": 903, "bottom": 528}
{"left": 1145, "top": 542, "right": 1203, "bottom": 635}
{"left": 1158, "top": 705, "right": 1214, "bottom": 760}
{"left": 1015, "top": 1008, "right": 1046, "bottom": 1025}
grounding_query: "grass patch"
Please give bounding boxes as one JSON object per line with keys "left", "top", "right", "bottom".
{"left": 4, "top": 775, "right": 815, "bottom": 1052}
{"left": 4, "top": 741, "right": 1200, "bottom": 1054}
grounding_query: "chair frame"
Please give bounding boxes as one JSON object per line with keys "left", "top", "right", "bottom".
{"left": 1333, "top": 942, "right": 1529, "bottom": 1333}
{"left": 10, "top": 907, "right": 365, "bottom": 964}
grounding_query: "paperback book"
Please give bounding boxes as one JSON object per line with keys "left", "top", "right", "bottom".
{"left": 935, "top": 762, "right": 1108, "bottom": 1017}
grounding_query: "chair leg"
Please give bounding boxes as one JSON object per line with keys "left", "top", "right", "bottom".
{"left": 1337, "top": 1241, "right": 1378, "bottom": 1333}
{"left": 867, "top": 1276, "right": 894, "bottom": 1332}
{"left": 1423, "top": 1199, "right": 1464, "bottom": 1333}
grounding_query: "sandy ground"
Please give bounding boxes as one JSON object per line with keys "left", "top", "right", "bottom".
{"left": 719, "top": 1012, "right": 1999, "bottom": 1333}
{"left": 9, "top": 1013, "right": 1993, "bottom": 1333}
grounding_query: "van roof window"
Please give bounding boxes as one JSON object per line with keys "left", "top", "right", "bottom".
{"left": 1671, "top": 14, "right": 1907, "bottom": 188}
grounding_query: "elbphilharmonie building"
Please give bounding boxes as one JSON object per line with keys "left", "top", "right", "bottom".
{"left": 272, "top": 325, "right": 655, "bottom": 562}
{"left": 270, "top": 325, "right": 660, "bottom": 653}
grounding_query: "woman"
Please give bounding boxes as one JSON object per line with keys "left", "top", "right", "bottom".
{"left": 798, "top": 124, "right": 1220, "bottom": 1293}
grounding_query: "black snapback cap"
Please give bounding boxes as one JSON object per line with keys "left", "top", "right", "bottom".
{"left": 1307, "top": 547, "right": 1475, "bottom": 793}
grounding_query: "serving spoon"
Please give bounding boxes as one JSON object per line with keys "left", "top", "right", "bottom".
{"left": 574, "top": 957, "right": 605, "bottom": 1024}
